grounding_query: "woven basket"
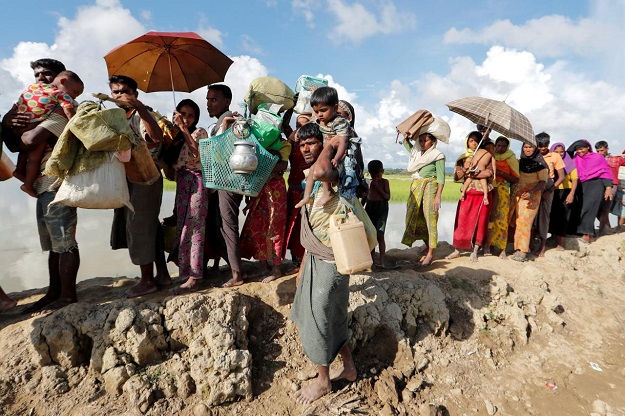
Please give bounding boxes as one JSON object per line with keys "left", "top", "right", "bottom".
{"left": 199, "top": 129, "right": 278, "bottom": 197}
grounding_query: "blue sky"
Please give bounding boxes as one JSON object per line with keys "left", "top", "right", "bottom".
{"left": 2, "top": 0, "right": 625, "bottom": 168}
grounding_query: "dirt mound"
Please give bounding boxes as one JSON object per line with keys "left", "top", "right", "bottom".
{"left": 0, "top": 234, "right": 624, "bottom": 415}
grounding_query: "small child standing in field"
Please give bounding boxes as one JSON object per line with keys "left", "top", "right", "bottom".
{"left": 459, "top": 141, "right": 495, "bottom": 205}
{"left": 13, "top": 70, "right": 83, "bottom": 196}
{"left": 365, "top": 160, "right": 392, "bottom": 268}
{"left": 295, "top": 87, "right": 350, "bottom": 208}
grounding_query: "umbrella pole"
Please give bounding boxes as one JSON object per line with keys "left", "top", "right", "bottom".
{"left": 168, "top": 53, "right": 176, "bottom": 107}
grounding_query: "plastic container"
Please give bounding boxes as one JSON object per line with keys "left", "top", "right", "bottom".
{"left": 295, "top": 75, "right": 328, "bottom": 93}
{"left": 328, "top": 212, "right": 373, "bottom": 274}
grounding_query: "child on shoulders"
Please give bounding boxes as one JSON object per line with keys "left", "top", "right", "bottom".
{"left": 13, "top": 70, "right": 84, "bottom": 197}
{"left": 295, "top": 87, "right": 350, "bottom": 208}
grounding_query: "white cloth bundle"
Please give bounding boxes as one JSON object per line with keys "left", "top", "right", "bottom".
{"left": 51, "top": 152, "right": 133, "bottom": 211}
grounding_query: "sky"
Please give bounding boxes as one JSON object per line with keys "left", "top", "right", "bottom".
{"left": 2, "top": 0, "right": 625, "bottom": 168}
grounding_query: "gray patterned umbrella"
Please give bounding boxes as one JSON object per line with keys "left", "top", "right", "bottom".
{"left": 446, "top": 96, "right": 536, "bottom": 145}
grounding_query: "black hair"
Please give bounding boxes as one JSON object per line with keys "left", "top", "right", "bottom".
{"left": 535, "top": 132, "right": 550, "bottom": 147}
{"left": 310, "top": 86, "right": 338, "bottom": 107}
{"left": 467, "top": 131, "right": 483, "bottom": 142}
{"left": 176, "top": 99, "right": 201, "bottom": 130}
{"left": 595, "top": 140, "right": 609, "bottom": 149}
{"left": 109, "top": 75, "right": 138, "bottom": 92}
{"left": 58, "top": 70, "right": 83, "bottom": 86}
{"left": 30, "top": 58, "right": 66, "bottom": 74}
{"left": 479, "top": 140, "right": 494, "bottom": 150}
{"left": 495, "top": 135, "right": 510, "bottom": 146}
{"left": 297, "top": 122, "right": 323, "bottom": 142}
{"left": 208, "top": 83, "right": 232, "bottom": 100}
{"left": 476, "top": 124, "right": 487, "bottom": 132}
{"left": 368, "top": 160, "right": 384, "bottom": 175}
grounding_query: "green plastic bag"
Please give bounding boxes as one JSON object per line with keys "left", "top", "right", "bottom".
{"left": 69, "top": 101, "right": 135, "bottom": 152}
{"left": 250, "top": 104, "right": 283, "bottom": 151}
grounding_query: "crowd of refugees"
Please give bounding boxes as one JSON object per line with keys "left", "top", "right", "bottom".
{"left": 402, "top": 124, "right": 625, "bottom": 266}
{"left": 0, "top": 58, "right": 624, "bottom": 405}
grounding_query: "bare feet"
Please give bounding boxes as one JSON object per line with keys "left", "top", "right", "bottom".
{"left": 172, "top": 278, "right": 203, "bottom": 294}
{"left": 330, "top": 364, "right": 357, "bottom": 382}
{"left": 445, "top": 250, "right": 460, "bottom": 260}
{"left": 556, "top": 245, "right": 565, "bottom": 251}
{"left": 262, "top": 266, "right": 282, "bottom": 283}
{"left": 284, "top": 264, "right": 300, "bottom": 276}
{"left": 32, "top": 298, "right": 76, "bottom": 316}
{"left": 124, "top": 280, "right": 158, "bottom": 298}
{"left": 295, "top": 196, "right": 312, "bottom": 209}
{"left": 222, "top": 277, "right": 244, "bottom": 288}
{"left": 483, "top": 196, "right": 489, "bottom": 205}
{"left": 22, "top": 294, "right": 59, "bottom": 314}
{"left": 419, "top": 254, "right": 433, "bottom": 266}
{"left": 12, "top": 170, "right": 25, "bottom": 182}
{"left": 20, "top": 183, "right": 38, "bottom": 198}
{"left": 498, "top": 251, "right": 507, "bottom": 259}
{"left": 0, "top": 298, "right": 17, "bottom": 313}
{"left": 469, "top": 252, "right": 478, "bottom": 262}
{"left": 294, "top": 376, "right": 332, "bottom": 404}
{"left": 156, "top": 273, "right": 173, "bottom": 287}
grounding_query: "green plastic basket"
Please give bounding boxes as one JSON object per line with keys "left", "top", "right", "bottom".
{"left": 199, "top": 128, "right": 278, "bottom": 197}
{"left": 295, "top": 75, "right": 328, "bottom": 93}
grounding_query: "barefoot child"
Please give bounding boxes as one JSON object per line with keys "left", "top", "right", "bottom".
{"left": 365, "top": 160, "right": 391, "bottom": 268}
{"left": 13, "top": 70, "right": 84, "bottom": 197}
{"left": 295, "top": 87, "right": 349, "bottom": 208}
{"left": 459, "top": 141, "right": 496, "bottom": 205}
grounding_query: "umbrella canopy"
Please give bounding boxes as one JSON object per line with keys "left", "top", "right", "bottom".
{"left": 446, "top": 96, "right": 536, "bottom": 146}
{"left": 104, "top": 31, "right": 233, "bottom": 94}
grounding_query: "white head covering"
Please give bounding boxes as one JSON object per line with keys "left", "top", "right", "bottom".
{"left": 416, "top": 114, "right": 451, "bottom": 143}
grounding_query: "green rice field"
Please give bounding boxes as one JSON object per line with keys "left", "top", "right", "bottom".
{"left": 164, "top": 174, "right": 462, "bottom": 203}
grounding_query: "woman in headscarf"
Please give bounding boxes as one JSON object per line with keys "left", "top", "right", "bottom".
{"left": 548, "top": 142, "right": 578, "bottom": 250}
{"left": 453, "top": 132, "right": 480, "bottom": 183}
{"left": 446, "top": 133, "right": 494, "bottom": 261}
{"left": 508, "top": 142, "right": 548, "bottom": 261}
{"left": 567, "top": 139, "right": 613, "bottom": 244}
{"left": 484, "top": 136, "right": 519, "bottom": 258}
{"left": 169, "top": 99, "right": 212, "bottom": 293}
{"left": 401, "top": 115, "right": 449, "bottom": 267}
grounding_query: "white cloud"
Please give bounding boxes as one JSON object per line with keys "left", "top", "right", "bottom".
{"left": 444, "top": 16, "right": 603, "bottom": 57}
{"left": 349, "top": 44, "right": 625, "bottom": 168}
{"left": 196, "top": 23, "right": 225, "bottom": 48}
{"left": 326, "top": 0, "right": 416, "bottom": 43}
{"left": 0, "top": 0, "right": 146, "bottom": 115}
{"left": 240, "top": 35, "right": 264, "bottom": 56}
{"left": 292, "top": 0, "right": 317, "bottom": 28}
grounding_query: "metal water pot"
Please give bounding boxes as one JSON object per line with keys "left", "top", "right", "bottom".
{"left": 229, "top": 140, "right": 258, "bottom": 174}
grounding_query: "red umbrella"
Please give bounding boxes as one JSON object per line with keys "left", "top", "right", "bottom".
{"left": 104, "top": 31, "right": 233, "bottom": 103}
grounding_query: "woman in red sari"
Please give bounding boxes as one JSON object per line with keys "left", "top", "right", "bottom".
{"left": 446, "top": 133, "right": 494, "bottom": 261}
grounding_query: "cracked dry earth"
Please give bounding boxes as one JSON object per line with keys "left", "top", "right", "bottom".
{"left": 0, "top": 234, "right": 624, "bottom": 415}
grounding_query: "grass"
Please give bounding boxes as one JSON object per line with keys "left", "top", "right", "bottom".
{"left": 163, "top": 173, "right": 463, "bottom": 203}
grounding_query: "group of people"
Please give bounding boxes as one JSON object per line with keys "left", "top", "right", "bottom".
{"left": 0, "top": 58, "right": 379, "bottom": 404}
{"left": 401, "top": 120, "right": 624, "bottom": 266}
{"left": 2, "top": 58, "right": 624, "bottom": 406}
